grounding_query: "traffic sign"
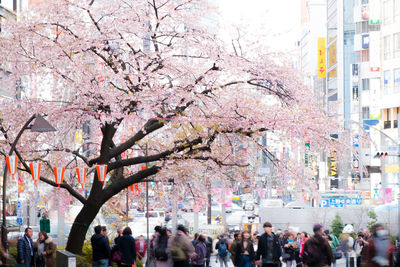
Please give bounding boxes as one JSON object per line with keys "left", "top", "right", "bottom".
{"left": 16, "top": 201, "right": 23, "bottom": 226}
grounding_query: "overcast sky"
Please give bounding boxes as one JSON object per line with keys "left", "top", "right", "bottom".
{"left": 218, "top": 0, "right": 301, "bottom": 53}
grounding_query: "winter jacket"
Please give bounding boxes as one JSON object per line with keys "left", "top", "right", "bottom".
{"left": 235, "top": 240, "right": 256, "bottom": 264}
{"left": 34, "top": 236, "right": 56, "bottom": 267}
{"left": 303, "top": 234, "right": 333, "bottom": 267}
{"left": 91, "top": 233, "right": 111, "bottom": 262}
{"left": 173, "top": 230, "right": 195, "bottom": 259}
{"left": 255, "top": 232, "right": 282, "bottom": 263}
{"left": 282, "top": 239, "right": 300, "bottom": 262}
{"left": 193, "top": 241, "right": 207, "bottom": 266}
{"left": 17, "top": 234, "right": 35, "bottom": 266}
{"left": 117, "top": 234, "right": 137, "bottom": 265}
{"left": 136, "top": 240, "right": 147, "bottom": 259}
{"left": 230, "top": 239, "right": 240, "bottom": 265}
{"left": 365, "top": 237, "right": 394, "bottom": 267}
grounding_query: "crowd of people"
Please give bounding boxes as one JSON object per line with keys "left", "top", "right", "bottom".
{"left": 94, "top": 221, "right": 397, "bottom": 267}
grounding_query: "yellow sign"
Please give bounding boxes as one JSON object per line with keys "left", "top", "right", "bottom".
{"left": 385, "top": 165, "right": 399, "bottom": 173}
{"left": 317, "top": 38, "right": 326, "bottom": 78}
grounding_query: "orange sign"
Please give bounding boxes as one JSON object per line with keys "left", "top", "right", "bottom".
{"left": 317, "top": 38, "right": 326, "bottom": 78}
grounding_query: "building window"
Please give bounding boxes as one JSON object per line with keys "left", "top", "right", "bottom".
{"left": 362, "top": 78, "right": 370, "bottom": 91}
{"left": 362, "top": 106, "right": 370, "bottom": 119}
{"left": 356, "top": 21, "right": 369, "bottom": 34}
{"left": 394, "top": 68, "right": 400, "bottom": 93}
{"left": 384, "top": 35, "right": 392, "bottom": 60}
{"left": 362, "top": 0, "right": 369, "bottom": 4}
{"left": 353, "top": 86, "right": 359, "bottom": 100}
{"left": 362, "top": 49, "right": 370, "bottom": 62}
{"left": 384, "top": 109, "right": 391, "bottom": 129}
{"left": 394, "top": 33, "right": 400, "bottom": 58}
{"left": 384, "top": 0, "right": 393, "bottom": 24}
{"left": 395, "top": 0, "right": 400, "bottom": 20}
{"left": 384, "top": 71, "right": 392, "bottom": 94}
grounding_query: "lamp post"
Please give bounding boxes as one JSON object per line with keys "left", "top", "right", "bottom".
{"left": 1, "top": 114, "right": 56, "bottom": 251}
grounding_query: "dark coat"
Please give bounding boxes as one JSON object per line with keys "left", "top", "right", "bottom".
{"left": 17, "top": 235, "right": 35, "bottom": 266}
{"left": 234, "top": 240, "right": 255, "bottom": 264}
{"left": 256, "top": 233, "right": 281, "bottom": 263}
{"left": 34, "top": 236, "right": 57, "bottom": 267}
{"left": 117, "top": 234, "right": 137, "bottom": 265}
{"left": 282, "top": 239, "right": 300, "bottom": 262}
{"left": 303, "top": 235, "right": 333, "bottom": 267}
{"left": 91, "top": 233, "right": 111, "bottom": 262}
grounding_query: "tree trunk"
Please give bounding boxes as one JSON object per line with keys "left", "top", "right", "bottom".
{"left": 65, "top": 200, "right": 102, "bottom": 254}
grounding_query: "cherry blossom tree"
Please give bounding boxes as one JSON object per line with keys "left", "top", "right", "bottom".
{"left": 0, "top": 0, "right": 341, "bottom": 253}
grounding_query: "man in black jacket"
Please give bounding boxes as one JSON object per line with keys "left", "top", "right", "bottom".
{"left": 91, "top": 225, "right": 111, "bottom": 267}
{"left": 255, "top": 222, "right": 282, "bottom": 267}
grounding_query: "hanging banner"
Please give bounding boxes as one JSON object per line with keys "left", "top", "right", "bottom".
{"left": 29, "top": 162, "right": 41, "bottom": 184}
{"left": 96, "top": 165, "right": 107, "bottom": 185}
{"left": 6, "top": 155, "right": 18, "bottom": 180}
{"left": 18, "top": 178, "right": 24, "bottom": 193}
{"left": 317, "top": 37, "right": 326, "bottom": 78}
{"left": 76, "top": 167, "right": 87, "bottom": 189}
{"left": 53, "top": 167, "right": 65, "bottom": 186}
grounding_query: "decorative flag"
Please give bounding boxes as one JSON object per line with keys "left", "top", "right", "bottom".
{"left": 76, "top": 167, "right": 87, "bottom": 189}
{"left": 29, "top": 162, "right": 41, "bottom": 184}
{"left": 96, "top": 165, "right": 107, "bottom": 185}
{"left": 135, "top": 184, "right": 140, "bottom": 195}
{"left": 53, "top": 167, "right": 65, "bottom": 187}
{"left": 129, "top": 184, "right": 140, "bottom": 196}
{"left": 18, "top": 178, "right": 24, "bottom": 193}
{"left": 6, "top": 155, "right": 18, "bottom": 180}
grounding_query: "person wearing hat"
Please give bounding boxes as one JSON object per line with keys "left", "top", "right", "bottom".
{"left": 302, "top": 224, "right": 333, "bottom": 267}
{"left": 255, "top": 222, "right": 282, "bottom": 267}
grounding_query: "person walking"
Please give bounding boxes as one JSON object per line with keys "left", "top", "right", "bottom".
{"left": 235, "top": 231, "right": 255, "bottom": 267}
{"left": 302, "top": 224, "right": 333, "bottom": 267}
{"left": 154, "top": 227, "right": 173, "bottom": 267}
{"left": 35, "top": 231, "right": 56, "bottom": 267}
{"left": 255, "top": 222, "right": 282, "bottom": 267}
{"left": 171, "top": 225, "right": 195, "bottom": 267}
{"left": 91, "top": 225, "right": 111, "bottom": 267}
{"left": 215, "top": 235, "right": 229, "bottom": 267}
{"left": 341, "top": 233, "right": 355, "bottom": 267}
{"left": 136, "top": 235, "right": 147, "bottom": 263}
{"left": 365, "top": 223, "right": 394, "bottom": 267}
{"left": 117, "top": 227, "right": 137, "bottom": 266}
{"left": 205, "top": 236, "right": 213, "bottom": 267}
{"left": 230, "top": 233, "right": 241, "bottom": 267}
{"left": 282, "top": 232, "right": 299, "bottom": 267}
{"left": 192, "top": 235, "right": 207, "bottom": 267}
{"left": 112, "top": 228, "right": 123, "bottom": 267}
{"left": 17, "top": 227, "right": 35, "bottom": 267}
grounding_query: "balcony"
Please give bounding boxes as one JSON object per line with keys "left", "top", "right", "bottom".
{"left": 395, "top": 120, "right": 398, "bottom": 128}
{"left": 384, "top": 121, "right": 392, "bottom": 129}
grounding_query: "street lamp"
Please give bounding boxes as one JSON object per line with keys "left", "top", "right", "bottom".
{"left": 1, "top": 114, "right": 56, "bottom": 252}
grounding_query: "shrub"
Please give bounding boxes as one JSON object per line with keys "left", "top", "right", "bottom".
{"left": 331, "top": 213, "right": 344, "bottom": 238}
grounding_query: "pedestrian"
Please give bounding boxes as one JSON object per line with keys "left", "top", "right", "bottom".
{"left": 17, "top": 227, "right": 35, "bottom": 267}
{"left": 91, "top": 225, "right": 111, "bottom": 267}
{"left": 282, "top": 232, "right": 299, "bottom": 267}
{"left": 255, "top": 222, "right": 282, "bottom": 267}
{"left": 117, "top": 227, "right": 137, "bottom": 266}
{"left": 215, "top": 235, "right": 229, "bottom": 267}
{"left": 365, "top": 223, "right": 394, "bottom": 267}
{"left": 112, "top": 228, "right": 123, "bottom": 267}
{"left": 230, "top": 233, "right": 241, "bottom": 267}
{"left": 360, "top": 229, "right": 371, "bottom": 266}
{"left": 235, "top": 230, "right": 255, "bottom": 267}
{"left": 193, "top": 235, "right": 207, "bottom": 267}
{"left": 295, "top": 233, "right": 302, "bottom": 248}
{"left": 0, "top": 238, "right": 9, "bottom": 265}
{"left": 154, "top": 227, "right": 173, "bottom": 267}
{"left": 327, "top": 233, "right": 341, "bottom": 267}
{"left": 205, "top": 236, "right": 213, "bottom": 267}
{"left": 192, "top": 233, "right": 200, "bottom": 247}
{"left": 299, "top": 232, "right": 308, "bottom": 257}
{"left": 136, "top": 235, "right": 147, "bottom": 263}
{"left": 341, "top": 233, "right": 355, "bottom": 267}
{"left": 171, "top": 225, "right": 195, "bottom": 267}
{"left": 302, "top": 224, "right": 333, "bottom": 267}
{"left": 35, "top": 231, "right": 56, "bottom": 267}
{"left": 101, "top": 226, "right": 112, "bottom": 267}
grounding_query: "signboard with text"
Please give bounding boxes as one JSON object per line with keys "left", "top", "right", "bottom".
{"left": 317, "top": 38, "right": 326, "bottom": 78}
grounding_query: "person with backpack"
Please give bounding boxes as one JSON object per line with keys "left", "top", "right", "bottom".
{"left": 235, "top": 230, "right": 255, "bottom": 267}
{"left": 255, "top": 222, "right": 282, "bottom": 267}
{"left": 193, "top": 235, "right": 207, "bottom": 267}
{"left": 154, "top": 227, "right": 173, "bottom": 267}
{"left": 327, "top": 233, "right": 341, "bottom": 267}
{"left": 215, "top": 235, "right": 230, "bottom": 267}
{"left": 302, "top": 224, "right": 333, "bottom": 267}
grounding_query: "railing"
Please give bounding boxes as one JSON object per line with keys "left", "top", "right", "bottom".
{"left": 384, "top": 120, "right": 391, "bottom": 129}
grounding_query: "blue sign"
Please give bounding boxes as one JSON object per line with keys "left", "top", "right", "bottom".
{"left": 362, "top": 34, "right": 369, "bottom": 49}
{"left": 16, "top": 201, "right": 23, "bottom": 226}
{"left": 320, "top": 198, "right": 362, "bottom": 208}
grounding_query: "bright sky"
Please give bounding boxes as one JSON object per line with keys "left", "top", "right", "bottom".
{"left": 218, "top": 0, "right": 301, "bottom": 53}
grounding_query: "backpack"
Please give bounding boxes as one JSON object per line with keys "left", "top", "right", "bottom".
{"left": 155, "top": 234, "right": 169, "bottom": 261}
{"left": 302, "top": 240, "right": 323, "bottom": 265}
{"left": 218, "top": 242, "right": 228, "bottom": 258}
